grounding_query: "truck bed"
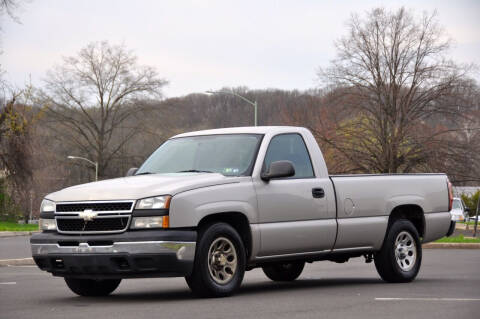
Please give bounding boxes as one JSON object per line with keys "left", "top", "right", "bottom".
{"left": 329, "top": 173, "right": 451, "bottom": 249}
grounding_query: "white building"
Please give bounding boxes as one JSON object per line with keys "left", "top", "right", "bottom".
{"left": 453, "top": 186, "right": 480, "bottom": 197}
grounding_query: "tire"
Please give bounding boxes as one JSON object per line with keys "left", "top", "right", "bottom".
{"left": 374, "top": 219, "right": 422, "bottom": 283}
{"left": 185, "top": 222, "right": 246, "bottom": 297}
{"left": 64, "top": 278, "right": 121, "bottom": 296}
{"left": 262, "top": 261, "right": 305, "bottom": 281}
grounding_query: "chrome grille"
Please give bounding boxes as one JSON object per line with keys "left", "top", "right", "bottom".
{"left": 56, "top": 202, "right": 132, "bottom": 212}
{"left": 56, "top": 216, "right": 130, "bottom": 232}
{"left": 55, "top": 201, "right": 134, "bottom": 234}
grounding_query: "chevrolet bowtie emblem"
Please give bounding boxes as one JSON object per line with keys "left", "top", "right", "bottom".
{"left": 79, "top": 209, "right": 97, "bottom": 222}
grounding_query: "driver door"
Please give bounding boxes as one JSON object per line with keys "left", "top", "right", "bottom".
{"left": 254, "top": 133, "right": 336, "bottom": 257}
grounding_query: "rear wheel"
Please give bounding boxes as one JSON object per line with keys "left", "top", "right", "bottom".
{"left": 374, "top": 219, "right": 422, "bottom": 283}
{"left": 262, "top": 261, "right": 305, "bottom": 281}
{"left": 64, "top": 278, "right": 121, "bottom": 296}
{"left": 185, "top": 222, "right": 246, "bottom": 297}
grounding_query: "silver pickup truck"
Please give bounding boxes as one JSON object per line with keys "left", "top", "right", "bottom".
{"left": 31, "top": 126, "right": 455, "bottom": 297}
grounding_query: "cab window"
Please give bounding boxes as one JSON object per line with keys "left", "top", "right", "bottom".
{"left": 263, "top": 133, "right": 314, "bottom": 178}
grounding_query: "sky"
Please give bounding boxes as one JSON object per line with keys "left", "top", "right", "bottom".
{"left": 1, "top": 0, "right": 479, "bottom": 98}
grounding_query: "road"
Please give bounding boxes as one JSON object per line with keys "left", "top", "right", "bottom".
{"left": 0, "top": 249, "right": 478, "bottom": 319}
{"left": 0, "top": 235, "right": 32, "bottom": 259}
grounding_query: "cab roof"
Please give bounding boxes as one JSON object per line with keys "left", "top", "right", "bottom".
{"left": 171, "top": 126, "right": 310, "bottom": 138}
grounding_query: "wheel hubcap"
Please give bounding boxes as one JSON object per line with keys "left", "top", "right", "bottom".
{"left": 208, "top": 237, "right": 237, "bottom": 284}
{"left": 394, "top": 231, "right": 416, "bottom": 271}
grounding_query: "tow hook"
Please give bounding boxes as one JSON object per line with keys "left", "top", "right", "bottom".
{"left": 364, "top": 253, "right": 373, "bottom": 263}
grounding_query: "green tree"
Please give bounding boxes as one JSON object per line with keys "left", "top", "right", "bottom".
{"left": 0, "top": 90, "right": 38, "bottom": 222}
{"left": 461, "top": 191, "right": 480, "bottom": 218}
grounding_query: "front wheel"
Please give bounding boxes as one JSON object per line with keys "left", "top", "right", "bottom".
{"left": 64, "top": 278, "right": 121, "bottom": 296}
{"left": 374, "top": 219, "right": 422, "bottom": 283}
{"left": 262, "top": 262, "right": 305, "bottom": 281}
{"left": 185, "top": 222, "right": 246, "bottom": 297}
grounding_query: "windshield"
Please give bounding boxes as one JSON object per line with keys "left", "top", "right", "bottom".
{"left": 136, "top": 134, "right": 263, "bottom": 176}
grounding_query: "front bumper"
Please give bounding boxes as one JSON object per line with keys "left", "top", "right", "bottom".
{"left": 30, "top": 230, "right": 196, "bottom": 279}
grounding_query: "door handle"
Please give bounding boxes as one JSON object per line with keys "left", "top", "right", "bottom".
{"left": 312, "top": 188, "right": 325, "bottom": 198}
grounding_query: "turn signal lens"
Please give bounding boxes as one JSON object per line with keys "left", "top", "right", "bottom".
{"left": 39, "top": 219, "right": 57, "bottom": 231}
{"left": 131, "top": 216, "right": 166, "bottom": 229}
{"left": 162, "top": 216, "right": 169, "bottom": 228}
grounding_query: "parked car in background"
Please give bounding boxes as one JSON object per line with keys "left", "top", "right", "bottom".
{"left": 450, "top": 198, "right": 467, "bottom": 221}
{"left": 467, "top": 215, "right": 479, "bottom": 222}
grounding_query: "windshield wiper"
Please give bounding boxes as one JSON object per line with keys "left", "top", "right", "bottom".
{"left": 177, "top": 170, "right": 214, "bottom": 173}
{"left": 135, "top": 172, "right": 155, "bottom": 175}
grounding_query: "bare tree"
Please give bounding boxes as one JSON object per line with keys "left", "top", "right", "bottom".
{"left": 1, "top": 0, "right": 24, "bottom": 88}
{"left": 432, "top": 81, "right": 480, "bottom": 184}
{"left": 41, "top": 41, "right": 168, "bottom": 178}
{"left": 0, "top": 90, "right": 36, "bottom": 221}
{"left": 0, "top": 0, "right": 22, "bottom": 21}
{"left": 316, "top": 7, "right": 473, "bottom": 173}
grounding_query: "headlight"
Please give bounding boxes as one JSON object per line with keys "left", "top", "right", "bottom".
{"left": 135, "top": 196, "right": 171, "bottom": 209}
{"left": 40, "top": 199, "right": 55, "bottom": 212}
{"left": 131, "top": 216, "right": 169, "bottom": 229}
{"left": 39, "top": 218, "right": 57, "bottom": 231}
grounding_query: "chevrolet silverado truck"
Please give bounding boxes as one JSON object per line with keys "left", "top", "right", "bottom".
{"left": 31, "top": 126, "right": 455, "bottom": 297}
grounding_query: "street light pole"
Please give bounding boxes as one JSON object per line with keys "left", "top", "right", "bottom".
{"left": 67, "top": 156, "right": 98, "bottom": 181}
{"left": 206, "top": 90, "right": 258, "bottom": 126}
{"left": 254, "top": 100, "right": 257, "bottom": 127}
{"left": 474, "top": 194, "right": 479, "bottom": 237}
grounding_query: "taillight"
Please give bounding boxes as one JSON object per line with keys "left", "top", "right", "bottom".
{"left": 447, "top": 180, "right": 453, "bottom": 211}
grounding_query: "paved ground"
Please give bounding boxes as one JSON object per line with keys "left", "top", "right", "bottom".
{"left": 0, "top": 249, "right": 478, "bottom": 319}
{"left": 454, "top": 225, "right": 480, "bottom": 237}
{"left": 0, "top": 235, "right": 32, "bottom": 259}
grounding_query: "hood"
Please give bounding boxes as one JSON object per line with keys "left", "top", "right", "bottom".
{"left": 46, "top": 173, "right": 241, "bottom": 202}
{"left": 450, "top": 208, "right": 463, "bottom": 215}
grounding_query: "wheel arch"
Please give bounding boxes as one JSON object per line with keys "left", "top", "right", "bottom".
{"left": 198, "top": 212, "right": 253, "bottom": 259}
{"left": 388, "top": 204, "right": 425, "bottom": 238}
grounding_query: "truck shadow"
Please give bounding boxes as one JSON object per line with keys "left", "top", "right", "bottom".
{"left": 239, "top": 277, "right": 384, "bottom": 296}
{"left": 64, "top": 277, "right": 407, "bottom": 303}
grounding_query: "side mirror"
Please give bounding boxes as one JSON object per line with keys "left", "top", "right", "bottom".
{"left": 261, "top": 160, "right": 295, "bottom": 182}
{"left": 464, "top": 207, "right": 470, "bottom": 213}
{"left": 126, "top": 167, "right": 138, "bottom": 177}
